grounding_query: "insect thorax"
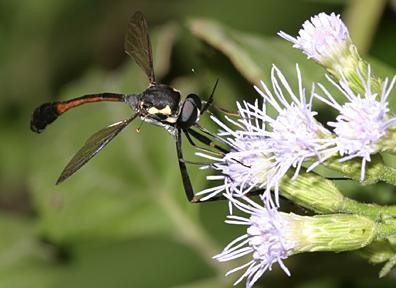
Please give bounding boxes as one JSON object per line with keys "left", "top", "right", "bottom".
{"left": 137, "top": 84, "right": 181, "bottom": 123}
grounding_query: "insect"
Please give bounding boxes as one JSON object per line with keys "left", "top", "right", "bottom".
{"left": 30, "top": 11, "right": 224, "bottom": 203}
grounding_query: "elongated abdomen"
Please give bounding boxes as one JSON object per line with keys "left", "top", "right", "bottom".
{"left": 30, "top": 93, "right": 126, "bottom": 133}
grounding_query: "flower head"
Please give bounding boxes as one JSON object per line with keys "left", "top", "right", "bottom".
{"left": 278, "top": 12, "right": 362, "bottom": 83}
{"left": 254, "top": 65, "right": 336, "bottom": 174}
{"left": 197, "top": 65, "right": 335, "bottom": 206}
{"left": 215, "top": 196, "right": 377, "bottom": 288}
{"left": 315, "top": 65, "right": 396, "bottom": 180}
{"left": 278, "top": 13, "right": 353, "bottom": 65}
{"left": 214, "top": 196, "right": 293, "bottom": 288}
{"left": 197, "top": 100, "right": 278, "bottom": 205}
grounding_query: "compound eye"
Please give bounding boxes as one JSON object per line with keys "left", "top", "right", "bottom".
{"left": 178, "top": 94, "right": 202, "bottom": 129}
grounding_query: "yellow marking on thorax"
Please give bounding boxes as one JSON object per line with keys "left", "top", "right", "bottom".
{"left": 165, "top": 117, "right": 177, "bottom": 123}
{"left": 147, "top": 105, "right": 172, "bottom": 115}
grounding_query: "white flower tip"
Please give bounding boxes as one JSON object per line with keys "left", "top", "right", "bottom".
{"left": 277, "top": 31, "right": 297, "bottom": 43}
{"left": 254, "top": 81, "right": 267, "bottom": 98}
{"left": 279, "top": 11, "right": 350, "bottom": 63}
{"left": 253, "top": 85, "right": 261, "bottom": 93}
{"left": 272, "top": 64, "right": 283, "bottom": 76}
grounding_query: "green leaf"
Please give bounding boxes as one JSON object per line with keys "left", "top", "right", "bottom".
{"left": 0, "top": 213, "right": 56, "bottom": 288}
{"left": 52, "top": 238, "right": 214, "bottom": 288}
{"left": 390, "top": 0, "right": 396, "bottom": 12}
{"left": 0, "top": 213, "right": 216, "bottom": 288}
{"left": 188, "top": 18, "right": 324, "bottom": 87}
{"left": 171, "top": 277, "right": 228, "bottom": 288}
{"left": 187, "top": 18, "right": 396, "bottom": 110}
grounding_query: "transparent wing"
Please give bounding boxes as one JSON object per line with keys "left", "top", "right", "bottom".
{"left": 124, "top": 11, "right": 155, "bottom": 83}
{"left": 56, "top": 115, "right": 137, "bottom": 184}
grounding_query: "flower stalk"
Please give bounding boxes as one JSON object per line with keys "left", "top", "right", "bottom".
{"left": 286, "top": 213, "right": 377, "bottom": 253}
{"left": 278, "top": 171, "right": 396, "bottom": 218}
{"left": 214, "top": 196, "right": 383, "bottom": 288}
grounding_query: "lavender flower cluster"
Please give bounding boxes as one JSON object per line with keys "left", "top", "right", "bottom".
{"left": 199, "top": 12, "right": 396, "bottom": 288}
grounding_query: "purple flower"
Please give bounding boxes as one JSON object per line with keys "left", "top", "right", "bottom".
{"left": 197, "top": 65, "right": 335, "bottom": 206}
{"left": 215, "top": 196, "right": 377, "bottom": 287}
{"left": 214, "top": 196, "right": 292, "bottom": 288}
{"left": 315, "top": 65, "right": 396, "bottom": 180}
{"left": 278, "top": 12, "right": 352, "bottom": 65}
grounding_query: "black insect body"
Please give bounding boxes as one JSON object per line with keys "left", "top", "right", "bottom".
{"left": 30, "top": 11, "right": 220, "bottom": 203}
{"left": 132, "top": 84, "right": 181, "bottom": 123}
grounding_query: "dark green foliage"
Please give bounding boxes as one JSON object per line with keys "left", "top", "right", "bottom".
{"left": 1, "top": 1, "right": 395, "bottom": 287}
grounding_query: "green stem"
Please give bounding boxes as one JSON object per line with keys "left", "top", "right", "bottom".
{"left": 344, "top": 0, "right": 386, "bottom": 54}
{"left": 340, "top": 198, "right": 396, "bottom": 219}
{"left": 379, "top": 165, "right": 396, "bottom": 186}
{"left": 377, "top": 217, "right": 396, "bottom": 239}
{"left": 280, "top": 172, "right": 396, "bottom": 218}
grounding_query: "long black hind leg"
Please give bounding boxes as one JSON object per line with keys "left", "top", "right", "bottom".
{"left": 175, "top": 129, "right": 198, "bottom": 202}
{"left": 192, "top": 123, "right": 238, "bottom": 151}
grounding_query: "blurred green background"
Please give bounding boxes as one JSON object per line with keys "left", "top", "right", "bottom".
{"left": 1, "top": 0, "right": 396, "bottom": 287}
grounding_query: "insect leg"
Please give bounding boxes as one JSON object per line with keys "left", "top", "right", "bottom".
{"left": 186, "top": 128, "right": 228, "bottom": 155}
{"left": 192, "top": 123, "right": 236, "bottom": 151}
{"left": 175, "top": 129, "right": 197, "bottom": 202}
{"left": 178, "top": 159, "right": 214, "bottom": 166}
{"left": 183, "top": 129, "right": 227, "bottom": 156}
{"left": 211, "top": 105, "right": 240, "bottom": 117}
